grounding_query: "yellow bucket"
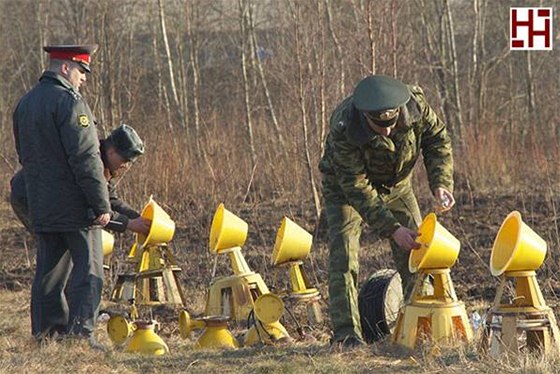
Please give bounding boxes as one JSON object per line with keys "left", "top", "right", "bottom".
{"left": 490, "top": 211, "right": 547, "bottom": 276}
{"left": 136, "top": 198, "right": 175, "bottom": 247}
{"left": 409, "top": 213, "right": 460, "bottom": 273}
{"left": 101, "top": 229, "right": 115, "bottom": 256}
{"left": 209, "top": 203, "right": 248, "bottom": 253}
{"left": 272, "top": 217, "right": 313, "bottom": 266}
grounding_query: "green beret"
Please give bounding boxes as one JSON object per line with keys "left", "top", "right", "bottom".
{"left": 352, "top": 75, "right": 410, "bottom": 112}
{"left": 107, "top": 124, "right": 144, "bottom": 161}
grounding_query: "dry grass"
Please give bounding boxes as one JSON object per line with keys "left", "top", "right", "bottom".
{"left": 2, "top": 196, "right": 560, "bottom": 374}
{"left": 1, "top": 284, "right": 558, "bottom": 374}
{"left": 2, "top": 110, "right": 560, "bottom": 373}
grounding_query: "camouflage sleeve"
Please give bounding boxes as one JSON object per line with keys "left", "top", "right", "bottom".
{"left": 328, "top": 124, "right": 401, "bottom": 237}
{"left": 59, "top": 96, "right": 111, "bottom": 216}
{"left": 106, "top": 179, "right": 140, "bottom": 232}
{"left": 108, "top": 179, "right": 140, "bottom": 218}
{"left": 414, "top": 87, "right": 454, "bottom": 193}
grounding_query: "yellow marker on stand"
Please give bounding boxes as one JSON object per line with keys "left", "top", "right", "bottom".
{"left": 393, "top": 213, "right": 472, "bottom": 351}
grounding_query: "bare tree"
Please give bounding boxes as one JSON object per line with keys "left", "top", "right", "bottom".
{"left": 521, "top": 50, "right": 537, "bottom": 143}
{"left": 443, "top": 0, "right": 464, "bottom": 142}
{"left": 324, "top": 0, "right": 345, "bottom": 97}
{"left": 247, "top": 0, "right": 287, "bottom": 154}
{"left": 186, "top": 0, "right": 203, "bottom": 157}
{"left": 239, "top": 0, "right": 257, "bottom": 170}
{"left": 288, "top": 0, "right": 321, "bottom": 220}
{"left": 158, "top": 0, "right": 185, "bottom": 129}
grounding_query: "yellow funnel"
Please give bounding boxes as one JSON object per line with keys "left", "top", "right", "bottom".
{"left": 409, "top": 213, "right": 460, "bottom": 273}
{"left": 126, "top": 320, "right": 169, "bottom": 355}
{"left": 209, "top": 203, "right": 248, "bottom": 253}
{"left": 178, "top": 311, "right": 238, "bottom": 349}
{"left": 101, "top": 229, "right": 115, "bottom": 256}
{"left": 136, "top": 198, "right": 175, "bottom": 247}
{"left": 272, "top": 217, "right": 313, "bottom": 266}
{"left": 490, "top": 211, "right": 547, "bottom": 276}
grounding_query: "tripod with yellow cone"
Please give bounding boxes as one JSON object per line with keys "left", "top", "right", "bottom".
{"left": 481, "top": 211, "right": 560, "bottom": 356}
{"left": 392, "top": 213, "right": 472, "bottom": 351}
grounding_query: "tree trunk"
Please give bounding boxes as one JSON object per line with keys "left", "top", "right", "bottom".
{"left": 157, "top": 0, "right": 185, "bottom": 129}
{"left": 239, "top": 0, "right": 257, "bottom": 170}
{"left": 443, "top": 0, "right": 464, "bottom": 144}
{"left": 247, "top": 0, "right": 287, "bottom": 154}
{"left": 324, "top": 0, "right": 345, "bottom": 96}
{"left": 289, "top": 0, "right": 322, "bottom": 220}
{"left": 186, "top": 0, "right": 202, "bottom": 158}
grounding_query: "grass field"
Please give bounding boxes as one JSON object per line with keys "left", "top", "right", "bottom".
{"left": 1, "top": 190, "right": 560, "bottom": 374}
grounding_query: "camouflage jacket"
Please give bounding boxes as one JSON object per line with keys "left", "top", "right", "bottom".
{"left": 319, "top": 85, "right": 453, "bottom": 237}
{"left": 13, "top": 71, "right": 110, "bottom": 232}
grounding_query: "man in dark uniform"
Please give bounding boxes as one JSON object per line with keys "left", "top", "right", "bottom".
{"left": 319, "top": 75, "right": 455, "bottom": 347}
{"left": 10, "top": 124, "right": 151, "bottom": 236}
{"left": 12, "top": 44, "right": 112, "bottom": 347}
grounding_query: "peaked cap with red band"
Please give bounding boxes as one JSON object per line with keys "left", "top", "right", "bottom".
{"left": 43, "top": 44, "right": 99, "bottom": 73}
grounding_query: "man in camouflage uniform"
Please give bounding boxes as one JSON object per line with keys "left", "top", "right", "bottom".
{"left": 10, "top": 124, "right": 151, "bottom": 236}
{"left": 319, "top": 75, "right": 454, "bottom": 347}
{"left": 12, "top": 45, "right": 112, "bottom": 347}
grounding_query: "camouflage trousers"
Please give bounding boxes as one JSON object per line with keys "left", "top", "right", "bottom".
{"left": 323, "top": 177, "right": 422, "bottom": 342}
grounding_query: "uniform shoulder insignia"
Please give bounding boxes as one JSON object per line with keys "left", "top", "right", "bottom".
{"left": 78, "top": 114, "right": 90, "bottom": 128}
{"left": 64, "top": 87, "right": 81, "bottom": 102}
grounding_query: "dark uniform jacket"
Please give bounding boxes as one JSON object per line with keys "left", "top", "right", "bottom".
{"left": 12, "top": 71, "right": 110, "bottom": 232}
{"left": 10, "top": 168, "right": 139, "bottom": 233}
{"left": 319, "top": 85, "right": 453, "bottom": 237}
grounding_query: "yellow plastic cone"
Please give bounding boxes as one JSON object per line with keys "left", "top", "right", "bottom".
{"left": 409, "top": 213, "right": 460, "bottom": 273}
{"left": 490, "top": 211, "right": 547, "bottom": 276}
{"left": 101, "top": 229, "right": 115, "bottom": 256}
{"left": 209, "top": 203, "right": 249, "bottom": 253}
{"left": 136, "top": 198, "right": 175, "bottom": 247}
{"left": 272, "top": 217, "right": 313, "bottom": 266}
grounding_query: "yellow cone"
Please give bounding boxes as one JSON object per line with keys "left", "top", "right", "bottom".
{"left": 209, "top": 203, "right": 248, "bottom": 253}
{"left": 101, "top": 229, "right": 115, "bottom": 256}
{"left": 272, "top": 217, "right": 313, "bottom": 266}
{"left": 136, "top": 198, "right": 175, "bottom": 247}
{"left": 409, "top": 213, "right": 460, "bottom": 273}
{"left": 490, "top": 211, "right": 547, "bottom": 276}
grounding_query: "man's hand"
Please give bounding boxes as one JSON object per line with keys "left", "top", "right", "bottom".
{"left": 433, "top": 187, "right": 455, "bottom": 213}
{"left": 127, "top": 217, "right": 152, "bottom": 235}
{"left": 94, "top": 213, "right": 111, "bottom": 226}
{"left": 392, "top": 226, "right": 421, "bottom": 251}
